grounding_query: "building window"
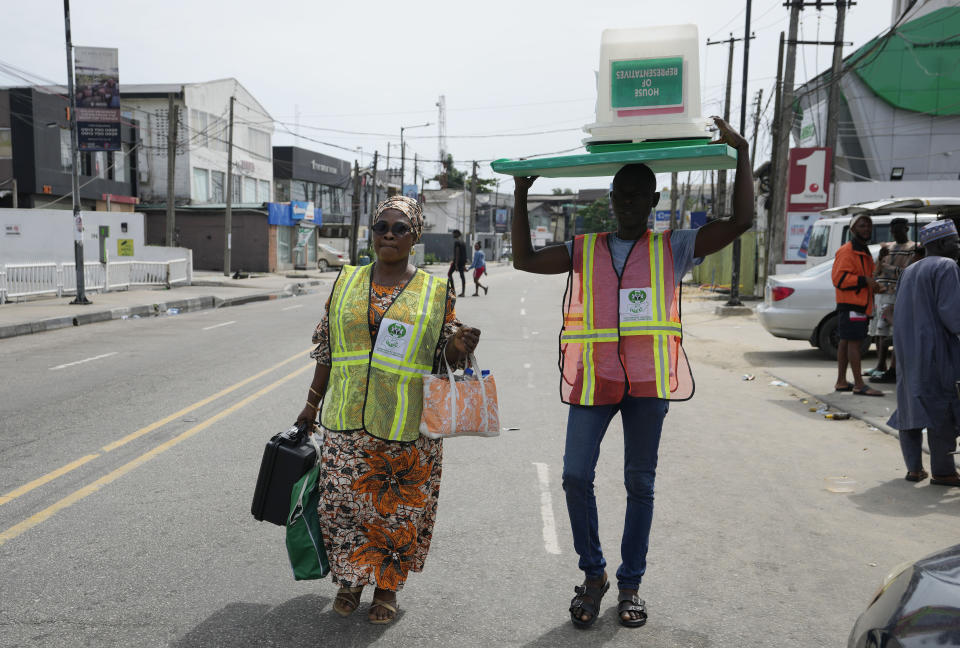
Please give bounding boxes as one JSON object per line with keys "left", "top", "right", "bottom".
{"left": 60, "top": 128, "right": 72, "bottom": 171}
{"left": 0, "top": 128, "right": 11, "bottom": 159}
{"left": 190, "top": 109, "right": 209, "bottom": 148}
{"left": 275, "top": 179, "right": 290, "bottom": 202}
{"left": 277, "top": 225, "right": 292, "bottom": 264}
{"left": 193, "top": 168, "right": 210, "bottom": 203}
{"left": 258, "top": 179, "right": 270, "bottom": 203}
{"left": 247, "top": 127, "right": 271, "bottom": 159}
{"left": 209, "top": 116, "right": 228, "bottom": 152}
{"left": 210, "top": 170, "right": 225, "bottom": 202}
{"left": 231, "top": 174, "right": 241, "bottom": 204}
{"left": 242, "top": 176, "right": 257, "bottom": 203}
{"left": 111, "top": 146, "right": 128, "bottom": 183}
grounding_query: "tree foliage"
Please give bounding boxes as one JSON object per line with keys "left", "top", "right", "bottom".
{"left": 577, "top": 195, "right": 616, "bottom": 233}
{"left": 431, "top": 154, "right": 497, "bottom": 193}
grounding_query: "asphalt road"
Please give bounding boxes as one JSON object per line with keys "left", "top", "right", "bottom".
{"left": 1, "top": 265, "right": 957, "bottom": 647}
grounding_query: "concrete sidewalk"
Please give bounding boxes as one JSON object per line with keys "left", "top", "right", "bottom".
{"left": 0, "top": 270, "right": 337, "bottom": 340}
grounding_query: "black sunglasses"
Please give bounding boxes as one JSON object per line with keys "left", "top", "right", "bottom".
{"left": 371, "top": 221, "right": 412, "bottom": 237}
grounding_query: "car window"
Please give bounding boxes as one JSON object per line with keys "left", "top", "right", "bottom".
{"left": 806, "top": 223, "right": 830, "bottom": 257}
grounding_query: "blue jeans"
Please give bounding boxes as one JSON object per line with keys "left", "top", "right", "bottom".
{"left": 561, "top": 395, "right": 669, "bottom": 591}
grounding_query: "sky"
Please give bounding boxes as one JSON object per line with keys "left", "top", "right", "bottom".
{"left": 3, "top": 0, "right": 895, "bottom": 194}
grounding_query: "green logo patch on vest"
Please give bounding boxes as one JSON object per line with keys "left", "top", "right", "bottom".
{"left": 619, "top": 287, "right": 653, "bottom": 322}
{"left": 375, "top": 318, "right": 413, "bottom": 358}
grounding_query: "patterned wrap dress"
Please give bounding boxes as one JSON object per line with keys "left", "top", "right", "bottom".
{"left": 310, "top": 276, "right": 461, "bottom": 591}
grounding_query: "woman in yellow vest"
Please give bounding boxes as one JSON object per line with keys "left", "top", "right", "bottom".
{"left": 295, "top": 195, "right": 480, "bottom": 624}
{"left": 511, "top": 117, "right": 753, "bottom": 629}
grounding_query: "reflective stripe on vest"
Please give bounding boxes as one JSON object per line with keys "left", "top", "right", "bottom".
{"left": 560, "top": 231, "right": 690, "bottom": 405}
{"left": 320, "top": 264, "right": 446, "bottom": 442}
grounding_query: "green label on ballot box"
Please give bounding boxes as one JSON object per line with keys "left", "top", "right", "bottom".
{"left": 611, "top": 57, "right": 683, "bottom": 112}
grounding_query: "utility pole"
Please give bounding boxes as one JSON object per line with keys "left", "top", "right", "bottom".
{"left": 727, "top": 0, "right": 753, "bottom": 307}
{"left": 165, "top": 93, "right": 178, "bottom": 246}
{"left": 706, "top": 32, "right": 739, "bottom": 223}
{"left": 766, "top": 32, "right": 786, "bottom": 280}
{"left": 768, "top": 2, "right": 802, "bottom": 278}
{"left": 385, "top": 143, "right": 391, "bottom": 192}
{"left": 468, "top": 161, "right": 478, "bottom": 243}
{"left": 413, "top": 153, "right": 418, "bottom": 193}
{"left": 223, "top": 95, "right": 235, "bottom": 277}
{"left": 369, "top": 151, "right": 379, "bottom": 226}
{"left": 669, "top": 171, "right": 678, "bottom": 230}
{"left": 750, "top": 88, "right": 763, "bottom": 164}
{"left": 400, "top": 140, "right": 405, "bottom": 193}
{"left": 63, "top": 0, "right": 89, "bottom": 304}
{"left": 825, "top": 0, "right": 849, "bottom": 185}
{"left": 350, "top": 160, "right": 361, "bottom": 264}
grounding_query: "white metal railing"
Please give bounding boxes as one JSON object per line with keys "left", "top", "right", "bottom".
{"left": 0, "top": 258, "right": 191, "bottom": 304}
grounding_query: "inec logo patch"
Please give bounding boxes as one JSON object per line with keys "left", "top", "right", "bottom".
{"left": 628, "top": 289, "right": 647, "bottom": 313}
{"left": 385, "top": 322, "right": 407, "bottom": 348}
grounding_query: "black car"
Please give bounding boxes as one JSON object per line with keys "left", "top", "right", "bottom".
{"left": 848, "top": 543, "right": 960, "bottom": 647}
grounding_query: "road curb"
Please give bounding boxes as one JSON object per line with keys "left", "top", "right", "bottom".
{"left": 0, "top": 279, "right": 327, "bottom": 340}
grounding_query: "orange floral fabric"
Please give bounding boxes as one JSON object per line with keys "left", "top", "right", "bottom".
{"left": 317, "top": 426, "right": 442, "bottom": 591}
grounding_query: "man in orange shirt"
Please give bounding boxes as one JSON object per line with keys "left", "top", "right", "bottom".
{"left": 832, "top": 214, "right": 883, "bottom": 395}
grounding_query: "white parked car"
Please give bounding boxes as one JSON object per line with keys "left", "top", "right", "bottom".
{"left": 757, "top": 247, "right": 880, "bottom": 360}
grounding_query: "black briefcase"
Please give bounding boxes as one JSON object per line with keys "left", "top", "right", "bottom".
{"left": 251, "top": 421, "right": 318, "bottom": 526}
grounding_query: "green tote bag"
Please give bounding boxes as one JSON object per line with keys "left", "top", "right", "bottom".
{"left": 285, "top": 433, "right": 330, "bottom": 580}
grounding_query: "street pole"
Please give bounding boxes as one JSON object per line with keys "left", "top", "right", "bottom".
{"left": 413, "top": 153, "right": 418, "bottom": 194}
{"left": 350, "top": 160, "right": 361, "bottom": 264}
{"left": 766, "top": 32, "right": 786, "bottom": 280}
{"left": 727, "top": 0, "right": 753, "bottom": 307}
{"left": 400, "top": 140, "right": 405, "bottom": 193}
{"left": 369, "top": 151, "right": 379, "bottom": 226}
{"left": 165, "top": 92, "right": 178, "bottom": 246}
{"left": 223, "top": 95, "right": 235, "bottom": 277}
{"left": 751, "top": 88, "right": 763, "bottom": 164}
{"left": 63, "top": 0, "right": 89, "bottom": 304}
{"left": 825, "top": 0, "right": 848, "bottom": 186}
{"left": 11, "top": 178, "right": 16, "bottom": 208}
{"left": 709, "top": 33, "right": 737, "bottom": 224}
{"left": 468, "top": 161, "right": 478, "bottom": 243}
{"left": 669, "top": 171, "right": 678, "bottom": 230}
{"left": 768, "top": 2, "right": 802, "bottom": 279}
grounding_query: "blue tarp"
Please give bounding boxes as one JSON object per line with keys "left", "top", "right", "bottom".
{"left": 267, "top": 201, "right": 322, "bottom": 227}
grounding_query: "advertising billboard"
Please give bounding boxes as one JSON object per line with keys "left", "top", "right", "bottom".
{"left": 785, "top": 147, "right": 832, "bottom": 262}
{"left": 74, "top": 47, "right": 121, "bottom": 151}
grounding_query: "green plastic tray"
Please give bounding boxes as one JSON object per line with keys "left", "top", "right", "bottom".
{"left": 491, "top": 144, "right": 737, "bottom": 178}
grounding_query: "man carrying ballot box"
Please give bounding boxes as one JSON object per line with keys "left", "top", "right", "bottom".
{"left": 511, "top": 116, "right": 753, "bottom": 629}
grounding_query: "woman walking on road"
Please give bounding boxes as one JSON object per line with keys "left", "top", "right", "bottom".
{"left": 468, "top": 242, "right": 488, "bottom": 296}
{"left": 296, "top": 195, "right": 481, "bottom": 624}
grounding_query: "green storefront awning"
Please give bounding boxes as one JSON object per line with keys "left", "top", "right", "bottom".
{"left": 852, "top": 6, "right": 960, "bottom": 116}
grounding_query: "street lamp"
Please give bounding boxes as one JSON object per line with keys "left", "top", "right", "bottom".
{"left": 400, "top": 122, "right": 431, "bottom": 195}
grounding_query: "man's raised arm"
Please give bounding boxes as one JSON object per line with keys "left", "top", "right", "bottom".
{"left": 694, "top": 117, "right": 755, "bottom": 258}
{"left": 512, "top": 176, "right": 573, "bottom": 275}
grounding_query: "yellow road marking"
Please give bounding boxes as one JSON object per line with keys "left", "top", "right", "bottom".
{"left": 0, "top": 454, "right": 101, "bottom": 505}
{"left": 0, "top": 363, "right": 313, "bottom": 547}
{"left": 0, "top": 347, "right": 313, "bottom": 507}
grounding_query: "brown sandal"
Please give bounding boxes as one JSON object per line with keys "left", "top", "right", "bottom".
{"left": 368, "top": 597, "right": 398, "bottom": 624}
{"left": 333, "top": 586, "right": 364, "bottom": 617}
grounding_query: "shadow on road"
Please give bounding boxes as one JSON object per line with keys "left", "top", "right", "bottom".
{"left": 848, "top": 479, "right": 960, "bottom": 518}
{"left": 172, "top": 594, "right": 394, "bottom": 648}
{"left": 522, "top": 611, "right": 710, "bottom": 648}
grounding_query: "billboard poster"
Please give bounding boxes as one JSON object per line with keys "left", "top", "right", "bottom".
{"left": 74, "top": 47, "right": 121, "bottom": 151}
{"left": 402, "top": 184, "right": 418, "bottom": 200}
{"left": 653, "top": 210, "right": 671, "bottom": 232}
{"left": 785, "top": 147, "right": 832, "bottom": 263}
{"left": 495, "top": 208, "right": 508, "bottom": 233}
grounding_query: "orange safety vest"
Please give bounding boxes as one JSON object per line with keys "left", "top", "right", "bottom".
{"left": 560, "top": 231, "right": 694, "bottom": 405}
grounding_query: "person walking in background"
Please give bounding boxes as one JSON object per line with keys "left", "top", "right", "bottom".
{"left": 296, "top": 196, "right": 481, "bottom": 624}
{"left": 868, "top": 217, "right": 919, "bottom": 384}
{"left": 447, "top": 229, "right": 467, "bottom": 297}
{"left": 467, "top": 241, "right": 488, "bottom": 296}
{"left": 832, "top": 214, "right": 883, "bottom": 396}
{"left": 511, "top": 116, "right": 754, "bottom": 629}
{"left": 888, "top": 219, "right": 960, "bottom": 486}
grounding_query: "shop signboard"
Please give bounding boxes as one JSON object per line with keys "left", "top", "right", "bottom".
{"left": 495, "top": 208, "right": 508, "bottom": 233}
{"left": 784, "top": 147, "right": 832, "bottom": 262}
{"left": 653, "top": 210, "right": 671, "bottom": 232}
{"left": 74, "top": 47, "right": 121, "bottom": 151}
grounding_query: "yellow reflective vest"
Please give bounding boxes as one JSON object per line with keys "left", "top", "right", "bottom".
{"left": 320, "top": 264, "right": 447, "bottom": 442}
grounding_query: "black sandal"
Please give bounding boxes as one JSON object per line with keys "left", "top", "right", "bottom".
{"left": 617, "top": 592, "right": 648, "bottom": 628}
{"left": 569, "top": 577, "right": 609, "bottom": 628}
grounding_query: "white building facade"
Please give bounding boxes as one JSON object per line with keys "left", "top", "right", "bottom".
{"left": 122, "top": 78, "right": 274, "bottom": 207}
